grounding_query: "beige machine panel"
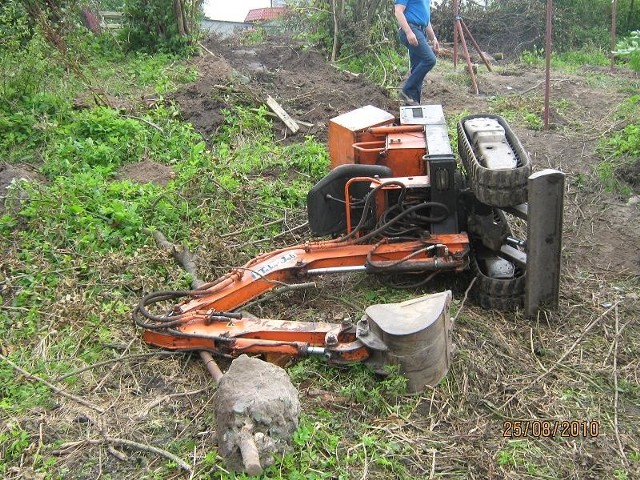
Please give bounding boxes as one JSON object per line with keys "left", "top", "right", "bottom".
{"left": 328, "top": 105, "right": 395, "bottom": 168}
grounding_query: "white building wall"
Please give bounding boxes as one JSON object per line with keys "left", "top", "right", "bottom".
{"left": 202, "top": 0, "right": 271, "bottom": 22}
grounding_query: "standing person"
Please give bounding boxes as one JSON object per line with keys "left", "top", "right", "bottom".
{"left": 394, "top": 0, "right": 440, "bottom": 105}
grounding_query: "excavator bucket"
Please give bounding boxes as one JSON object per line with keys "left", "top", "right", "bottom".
{"left": 359, "top": 291, "right": 453, "bottom": 393}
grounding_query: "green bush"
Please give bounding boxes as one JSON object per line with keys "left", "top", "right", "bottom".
{"left": 0, "top": 0, "right": 33, "bottom": 50}
{"left": 120, "top": 0, "right": 202, "bottom": 53}
{"left": 615, "top": 30, "right": 640, "bottom": 71}
{"left": 609, "top": 123, "right": 640, "bottom": 157}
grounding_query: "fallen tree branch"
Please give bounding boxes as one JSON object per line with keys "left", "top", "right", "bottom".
{"left": 234, "top": 221, "right": 309, "bottom": 250}
{"left": 55, "top": 351, "right": 183, "bottom": 382}
{"left": 518, "top": 78, "right": 570, "bottom": 95}
{"left": 54, "top": 436, "right": 192, "bottom": 472}
{"left": 1, "top": 354, "right": 105, "bottom": 414}
{"left": 147, "top": 229, "right": 205, "bottom": 288}
{"left": 139, "top": 388, "right": 208, "bottom": 417}
{"left": 221, "top": 217, "right": 284, "bottom": 238}
{"left": 122, "top": 114, "right": 164, "bottom": 133}
{"left": 452, "top": 276, "right": 477, "bottom": 324}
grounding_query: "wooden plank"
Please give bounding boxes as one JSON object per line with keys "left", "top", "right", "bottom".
{"left": 266, "top": 95, "right": 299, "bottom": 133}
{"left": 98, "top": 10, "right": 122, "bottom": 30}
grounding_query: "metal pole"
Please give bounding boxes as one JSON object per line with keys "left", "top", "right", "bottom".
{"left": 544, "top": 0, "right": 553, "bottom": 130}
{"left": 456, "top": 19, "right": 479, "bottom": 94}
{"left": 200, "top": 351, "right": 224, "bottom": 384}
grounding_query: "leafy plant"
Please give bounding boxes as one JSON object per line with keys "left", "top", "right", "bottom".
{"left": 490, "top": 94, "right": 545, "bottom": 131}
{"left": 519, "top": 47, "right": 544, "bottom": 66}
{"left": 120, "top": 0, "right": 203, "bottom": 53}
{"left": 594, "top": 160, "right": 633, "bottom": 196}
{"left": 608, "top": 122, "right": 640, "bottom": 157}
{"left": 615, "top": 30, "right": 640, "bottom": 71}
{"left": 0, "top": 361, "right": 51, "bottom": 415}
{"left": 239, "top": 27, "right": 267, "bottom": 45}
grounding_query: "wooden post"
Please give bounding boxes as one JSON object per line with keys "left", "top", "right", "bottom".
{"left": 453, "top": 0, "right": 459, "bottom": 69}
{"left": 611, "top": 0, "right": 618, "bottom": 72}
{"left": 460, "top": 20, "right": 492, "bottom": 72}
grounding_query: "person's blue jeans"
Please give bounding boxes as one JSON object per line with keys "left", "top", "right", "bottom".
{"left": 398, "top": 24, "right": 437, "bottom": 103}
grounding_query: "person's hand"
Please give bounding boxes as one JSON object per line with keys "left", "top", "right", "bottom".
{"left": 432, "top": 38, "right": 440, "bottom": 53}
{"left": 407, "top": 31, "right": 419, "bottom": 47}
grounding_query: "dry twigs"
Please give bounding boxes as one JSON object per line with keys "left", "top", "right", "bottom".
{"left": 53, "top": 435, "right": 192, "bottom": 472}
{"left": 139, "top": 388, "right": 208, "bottom": 417}
{"left": 1, "top": 354, "right": 105, "bottom": 414}
{"left": 55, "top": 351, "right": 183, "bottom": 382}
{"left": 452, "top": 275, "right": 477, "bottom": 323}
{"left": 612, "top": 304, "right": 627, "bottom": 464}
{"left": 500, "top": 302, "right": 620, "bottom": 409}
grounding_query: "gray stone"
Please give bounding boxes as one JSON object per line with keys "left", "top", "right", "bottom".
{"left": 214, "top": 355, "right": 299, "bottom": 473}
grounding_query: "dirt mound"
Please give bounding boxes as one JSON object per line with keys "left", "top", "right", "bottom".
{"left": 115, "top": 160, "right": 175, "bottom": 186}
{"left": 172, "top": 35, "right": 397, "bottom": 143}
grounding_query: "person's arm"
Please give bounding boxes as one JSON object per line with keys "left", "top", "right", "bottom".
{"left": 426, "top": 22, "right": 440, "bottom": 53}
{"left": 394, "top": 4, "right": 418, "bottom": 46}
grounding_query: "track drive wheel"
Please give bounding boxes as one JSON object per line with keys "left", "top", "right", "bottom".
{"left": 469, "top": 210, "right": 525, "bottom": 311}
{"left": 470, "top": 249, "right": 525, "bottom": 311}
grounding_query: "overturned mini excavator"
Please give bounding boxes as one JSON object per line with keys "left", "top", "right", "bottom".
{"left": 134, "top": 104, "right": 564, "bottom": 474}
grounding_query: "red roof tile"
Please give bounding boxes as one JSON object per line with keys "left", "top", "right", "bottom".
{"left": 244, "top": 7, "right": 288, "bottom": 22}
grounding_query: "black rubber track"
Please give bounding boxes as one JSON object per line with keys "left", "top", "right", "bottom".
{"left": 470, "top": 253, "right": 525, "bottom": 311}
{"left": 469, "top": 210, "right": 525, "bottom": 311}
{"left": 457, "top": 114, "right": 532, "bottom": 208}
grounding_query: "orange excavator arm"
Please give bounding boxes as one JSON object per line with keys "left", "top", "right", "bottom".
{"left": 134, "top": 233, "right": 468, "bottom": 363}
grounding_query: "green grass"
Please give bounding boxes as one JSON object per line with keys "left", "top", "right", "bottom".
{"left": 519, "top": 45, "right": 610, "bottom": 71}
{"left": 489, "top": 94, "right": 545, "bottom": 130}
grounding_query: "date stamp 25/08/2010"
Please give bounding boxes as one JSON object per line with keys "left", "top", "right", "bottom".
{"left": 503, "top": 420, "right": 600, "bottom": 439}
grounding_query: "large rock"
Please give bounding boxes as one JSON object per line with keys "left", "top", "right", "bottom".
{"left": 214, "top": 355, "right": 299, "bottom": 475}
